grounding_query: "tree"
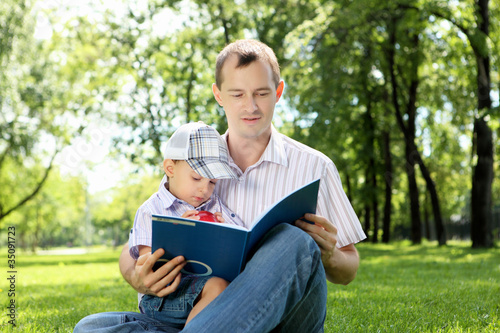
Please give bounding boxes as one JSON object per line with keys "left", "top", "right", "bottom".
{"left": 3, "top": 166, "right": 86, "bottom": 251}
{"left": 0, "top": 1, "right": 113, "bottom": 224}
{"left": 10, "top": 0, "right": 491, "bottom": 246}
{"left": 0, "top": 0, "right": 59, "bottom": 223}
{"left": 92, "top": 174, "right": 160, "bottom": 247}
{"left": 470, "top": 0, "right": 494, "bottom": 248}
{"left": 384, "top": 3, "right": 449, "bottom": 245}
{"left": 422, "top": 0, "right": 496, "bottom": 247}
{"left": 87, "top": 1, "right": 246, "bottom": 166}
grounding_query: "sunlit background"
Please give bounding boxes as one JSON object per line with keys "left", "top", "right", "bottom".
{"left": 1, "top": 0, "right": 499, "bottom": 251}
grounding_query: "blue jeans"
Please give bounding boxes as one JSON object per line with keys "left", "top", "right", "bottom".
{"left": 73, "top": 224, "right": 327, "bottom": 333}
{"left": 140, "top": 275, "right": 210, "bottom": 329}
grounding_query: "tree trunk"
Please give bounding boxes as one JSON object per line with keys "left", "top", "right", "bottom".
{"left": 364, "top": 168, "right": 371, "bottom": 241}
{"left": 471, "top": 0, "right": 494, "bottom": 248}
{"left": 382, "top": 129, "right": 392, "bottom": 243}
{"left": 371, "top": 170, "right": 379, "bottom": 243}
{"left": 345, "top": 172, "right": 352, "bottom": 203}
{"left": 424, "top": 191, "right": 431, "bottom": 240}
{"left": 406, "top": 144, "right": 422, "bottom": 244}
{"left": 364, "top": 205, "right": 371, "bottom": 242}
{"left": 388, "top": 18, "right": 445, "bottom": 245}
{"left": 416, "top": 154, "right": 446, "bottom": 245}
{"left": 471, "top": 117, "right": 494, "bottom": 247}
{"left": 366, "top": 105, "right": 379, "bottom": 243}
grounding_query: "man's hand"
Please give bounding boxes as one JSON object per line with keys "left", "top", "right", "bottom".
{"left": 295, "top": 213, "right": 359, "bottom": 285}
{"left": 120, "top": 244, "right": 186, "bottom": 297}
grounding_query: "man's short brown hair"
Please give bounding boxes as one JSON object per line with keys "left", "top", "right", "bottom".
{"left": 215, "top": 39, "right": 281, "bottom": 89}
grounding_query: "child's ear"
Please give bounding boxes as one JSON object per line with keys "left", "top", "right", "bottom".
{"left": 163, "top": 159, "right": 175, "bottom": 178}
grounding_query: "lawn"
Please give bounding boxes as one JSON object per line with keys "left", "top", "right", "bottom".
{"left": 1, "top": 242, "right": 498, "bottom": 332}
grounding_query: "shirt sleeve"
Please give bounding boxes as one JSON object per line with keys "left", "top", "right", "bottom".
{"left": 317, "top": 162, "right": 366, "bottom": 247}
{"left": 128, "top": 206, "right": 153, "bottom": 259}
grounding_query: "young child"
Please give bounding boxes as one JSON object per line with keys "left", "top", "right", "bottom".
{"left": 128, "top": 121, "right": 242, "bottom": 329}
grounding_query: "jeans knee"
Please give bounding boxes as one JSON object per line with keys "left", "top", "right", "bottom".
{"left": 265, "top": 224, "right": 323, "bottom": 272}
{"left": 73, "top": 313, "right": 99, "bottom": 332}
{"left": 275, "top": 224, "right": 321, "bottom": 258}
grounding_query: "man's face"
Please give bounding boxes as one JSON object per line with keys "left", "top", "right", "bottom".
{"left": 213, "top": 55, "right": 283, "bottom": 142}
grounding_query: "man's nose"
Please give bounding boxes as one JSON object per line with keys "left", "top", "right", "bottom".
{"left": 244, "top": 95, "right": 258, "bottom": 112}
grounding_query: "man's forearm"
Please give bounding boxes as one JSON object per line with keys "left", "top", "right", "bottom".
{"left": 324, "top": 243, "right": 360, "bottom": 285}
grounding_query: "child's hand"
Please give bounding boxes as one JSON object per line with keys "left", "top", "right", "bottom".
{"left": 214, "top": 212, "right": 224, "bottom": 223}
{"left": 182, "top": 210, "right": 201, "bottom": 220}
{"left": 181, "top": 210, "right": 224, "bottom": 223}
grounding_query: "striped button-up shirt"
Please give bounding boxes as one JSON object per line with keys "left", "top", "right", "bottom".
{"left": 129, "top": 182, "right": 243, "bottom": 260}
{"left": 215, "top": 126, "right": 366, "bottom": 248}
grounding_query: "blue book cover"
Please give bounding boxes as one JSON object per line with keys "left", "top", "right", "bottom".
{"left": 152, "top": 178, "right": 320, "bottom": 281}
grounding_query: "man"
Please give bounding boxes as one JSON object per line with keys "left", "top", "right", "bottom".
{"left": 74, "top": 39, "right": 366, "bottom": 333}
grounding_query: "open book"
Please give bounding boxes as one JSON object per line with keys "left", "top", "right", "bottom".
{"left": 152, "top": 178, "right": 320, "bottom": 281}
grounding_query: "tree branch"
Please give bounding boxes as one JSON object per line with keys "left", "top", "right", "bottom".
{"left": 0, "top": 149, "right": 59, "bottom": 221}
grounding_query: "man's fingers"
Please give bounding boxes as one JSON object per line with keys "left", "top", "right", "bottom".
{"left": 155, "top": 267, "right": 184, "bottom": 298}
{"left": 139, "top": 248, "right": 166, "bottom": 278}
{"left": 152, "top": 255, "right": 184, "bottom": 278}
{"left": 304, "top": 214, "right": 335, "bottom": 231}
{"left": 297, "top": 215, "right": 338, "bottom": 253}
{"left": 146, "top": 256, "right": 186, "bottom": 292}
{"left": 146, "top": 248, "right": 166, "bottom": 267}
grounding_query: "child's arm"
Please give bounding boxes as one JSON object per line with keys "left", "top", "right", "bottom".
{"left": 138, "top": 245, "right": 152, "bottom": 257}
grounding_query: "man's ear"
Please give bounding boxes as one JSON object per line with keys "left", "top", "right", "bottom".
{"left": 276, "top": 80, "right": 284, "bottom": 102}
{"left": 163, "top": 159, "right": 175, "bottom": 178}
{"left": 212, "top": 83, "right": 223, "bottom": 106}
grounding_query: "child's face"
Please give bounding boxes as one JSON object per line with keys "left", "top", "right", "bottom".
{"left": 163, "top": 160, "right": 218, "bottom": 208}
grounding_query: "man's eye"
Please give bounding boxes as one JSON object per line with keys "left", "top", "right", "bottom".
{"left": 193, "top": 177, "right": 201, "bottom": 181}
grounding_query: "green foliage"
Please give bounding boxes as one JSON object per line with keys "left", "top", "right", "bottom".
{"left": 0, "top": 1, "right": 118, "bottom": 223}
{"left": 91, "top": 173, "right": 162, "bottom": 246}
{"left": 0, "top": 243, "right": 498, "bottom": 332}
{"left": 2, "top": 166, "right": 87, "bottom": 251}
{"left": 94, "top": 1, "right": 238, "bottom": 166}
{"left": 1, "top": 0, "right": 499, "bottom": 244}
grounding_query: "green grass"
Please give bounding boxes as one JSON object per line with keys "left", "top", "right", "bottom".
{"left": 1, "top": 242, "right": 498, "bottom": 332}
{"left": 326, "top": 242, "right": 500, "bottom": 332}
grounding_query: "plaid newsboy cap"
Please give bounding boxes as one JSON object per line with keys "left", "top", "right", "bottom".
{"left": 164, "top": 121, "right": 237, "bottom": 180}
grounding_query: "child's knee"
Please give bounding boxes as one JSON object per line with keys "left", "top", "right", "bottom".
{"left": 204, "top": 276, "right": 229, "bottom": 296}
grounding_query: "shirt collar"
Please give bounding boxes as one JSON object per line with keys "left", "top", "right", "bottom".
{"left": 157, "top": 175, "right": 176, "bottom": 209}
{"left": 222, "top": 125, "right": 288, "bottom": 169}
{"left": 262, "top": 125, "right": 288, "bottom": 167}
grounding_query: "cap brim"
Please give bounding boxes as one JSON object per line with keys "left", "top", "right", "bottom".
{"left": 187, "top": 158, "right": 238, "bottom": 180}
